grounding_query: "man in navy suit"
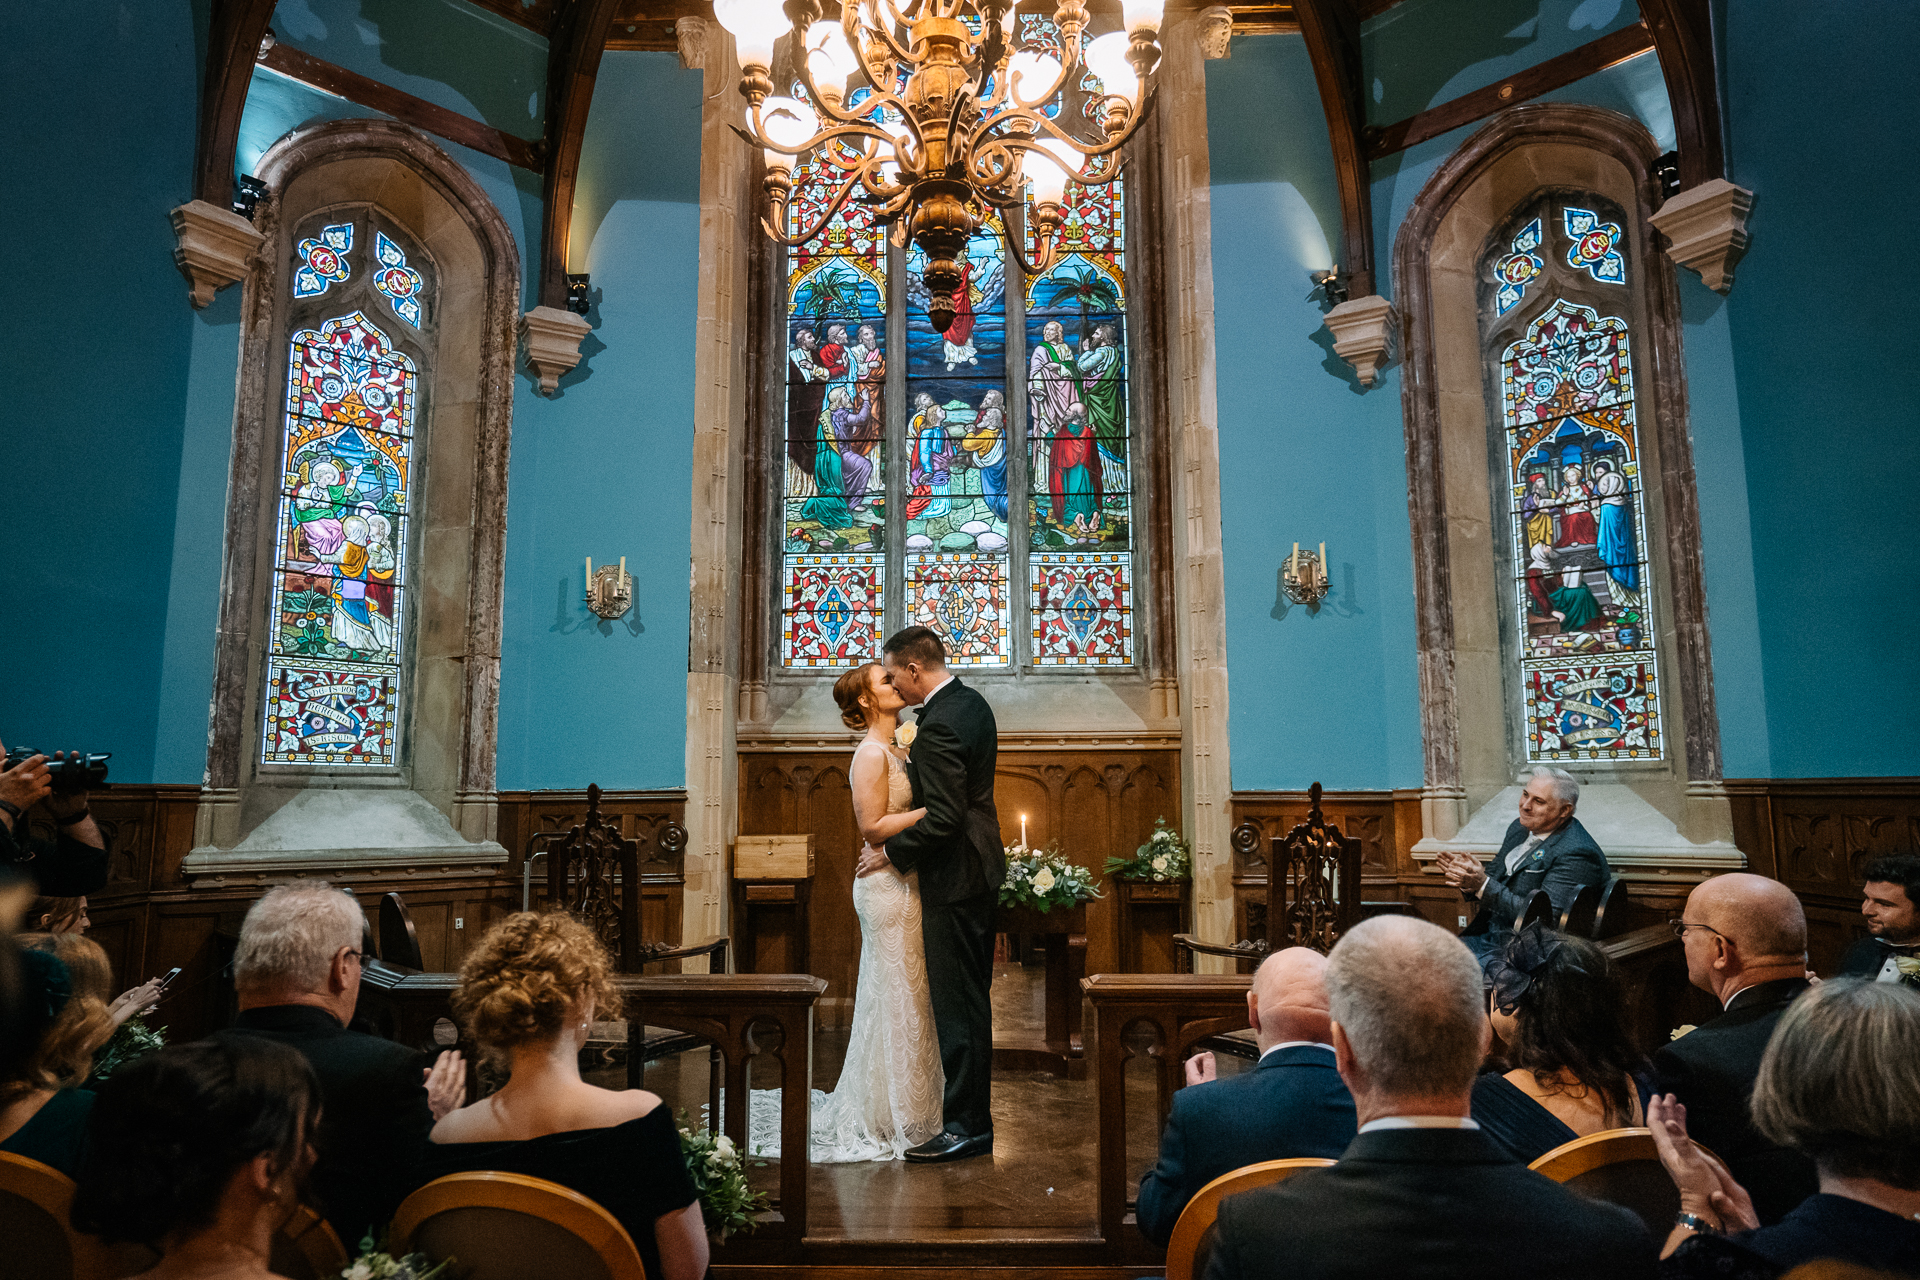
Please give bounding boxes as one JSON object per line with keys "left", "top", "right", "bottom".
{"left": 1135, "top": 946, "right": 1356, "bottom": 1245}
{"left": 1436, "top": 766, "right": 1609, "bottom": 964}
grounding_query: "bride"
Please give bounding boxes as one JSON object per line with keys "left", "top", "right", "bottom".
{"left": 804, "top": 662, "right": 948, "bottom": 1162}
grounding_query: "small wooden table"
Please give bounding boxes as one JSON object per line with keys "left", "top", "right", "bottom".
{"left": 993, "top": 902, "right": 1088, "bottom": 1079}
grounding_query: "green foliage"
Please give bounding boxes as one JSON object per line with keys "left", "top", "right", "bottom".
{"left": 342, "top": 1238, "right": 453, "bottom": 1280}
{"left": 1103, "top": 817, "right": 1192, "bottom": 883}
{"left": 91, "top": 1015, "right": 166, "bottom": 1081}
{"left": 999, "top": 844, "right": 1103, "bottom": 912}
{"left": 1033, "top": 263, "right": 1121, "bottom": 315}
{"left": 678, "top": 1113, "right": 769, "bottom": 1241}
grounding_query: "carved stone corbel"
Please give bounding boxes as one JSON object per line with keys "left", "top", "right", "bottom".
{"left": 1198, "top": 6, "right": 1234, "bottom": 59}
{"left": 520, "top": 305, "right": 593, "bottom": 395}
{"left": 169, "top": 199, "right": 263, "bottom": 308}
{"left": 1649, "top": 178, "right": 1755, "bottom": 294}
{"left": 1322, "top": 293, "right": 1398, "bottom": 388}
{"left": 676, "top": 15, "right": 709, "bottom": 71}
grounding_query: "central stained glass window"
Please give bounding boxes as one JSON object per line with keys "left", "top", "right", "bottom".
{"left": 778, "top": 16, "right": 1135, "bottom": 669}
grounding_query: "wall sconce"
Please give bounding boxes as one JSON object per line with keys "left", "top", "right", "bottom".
{"left": 232, "top": 175, "right": 267, "bottom": 222}
{"left": 1282, "top": 541, "right": 1331, "bottom": 607}
{"left": 1307, "top": 268, "right": 1349, "bottom": 310}
{"left": 585, "top": 556, "right": 632, "bottom": 620}
{"left": 566, "top": 273, "right": 592, "bottom": 316}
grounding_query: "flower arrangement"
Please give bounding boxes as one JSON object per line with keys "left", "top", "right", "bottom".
{"left": 1896, "top": 955, "right": 1920, "bottom": 990}
{"left": 91, "top": 1014, "right": 166, "bottom": 1081}
{"left": 1000, "top": 844, "right": 1103, "bottom": 913}
{"left": 678, "top": 1115, "right": 768, "bottom": 1240}
{"left": 1103, "top": 817, "right": 1192, "bottom": 884}
{"left": 341, "top": 1238, "right": 452, "bottom": 1280}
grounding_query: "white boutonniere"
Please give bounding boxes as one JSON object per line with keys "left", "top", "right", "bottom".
{"left": 894, "top": 722, "right": 917, "bottom": 750}
{"left": 1669, "top": 1024, "right": 1697, "bottom": 1041}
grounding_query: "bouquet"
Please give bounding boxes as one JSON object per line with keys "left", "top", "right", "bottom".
{"left": 1000, "top": 844, "right": 1102, "bottom": 913}
{"left": 1896, "top": 955, "right": 1920, "bottom": 990}
{"left": 1103, "top": 817, "right": 1192, "bottom": 884}
{"left": 91, "top": 1014, "right": 166, "bottom": 1081}
{"left": 678, "top": 1114, "right": 768, "bottom": 1240}
{"left": 342, "top": 1238, "right": 452, "bottom": 1280}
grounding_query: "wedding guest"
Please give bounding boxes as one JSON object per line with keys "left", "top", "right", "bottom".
{"left": 1652, "top": 979, "right": 1920, "bottom": 1276}
{"left": 0, "top": 932, "right": 114, "bottom": 1174}
{"left": 71, "top": 1034, "right": 319, "bottom": 1280}
{"left": 1204, "top": 916, "right": 1653, "bottom": 1280}
{"left": 1134, "top": 946, "right": 1356, "bottom": 1245}
{"left": 425, "top": 912, "right": 707, "bottom": 1280}
{"left": 1474, "top": 925, "right": 1646, "bottom": 1162}
{"left": 1653, "top": 872, "right": 1818, "bottom": 1223}
{"left": 228, "top": 882, "right": 465, "bottom": 1247}
{"left": 1839, "top": 854, "right": 1920, "bottom": 983}
{"left": 28, "top": 895, "right": 87, "bottom": 933}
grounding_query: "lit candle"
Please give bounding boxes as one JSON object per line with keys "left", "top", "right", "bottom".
{"left": 1020, "top": 813, "right": 1028, "bottom": 849}
{"left": 1319, "top": 542, "right": 1327, "bottom": 587}
{"left": 1290, "top": 542, "right": 1299, "bottom": 581}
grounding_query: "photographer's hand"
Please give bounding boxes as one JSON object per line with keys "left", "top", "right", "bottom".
{"left": 42, "top": 752, "right": 103, "bottom": 850}
{"left": 0, "top": 739, "right": 52, "bottom": 833}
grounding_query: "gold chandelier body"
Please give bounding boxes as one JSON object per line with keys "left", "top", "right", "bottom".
{"left": 719, "top": 0, "right": 1165, "bottom": 332}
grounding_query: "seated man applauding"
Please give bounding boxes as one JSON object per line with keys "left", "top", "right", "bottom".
{"left": 1135, "top": 947, "right": 1356, "bottom": 1245}
{"left": 1204, "top": 916, "right": 1654, "bottom": 1280}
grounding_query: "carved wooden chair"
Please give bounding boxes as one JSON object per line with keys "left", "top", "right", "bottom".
{"left": 1529, "top": 1127, "right": 1707, "bottom": 1238}
{"left": 391, "top": 1172, "right": 648, "bottom": 1280}
{"left": 1163, "top": 1157, "right": 1336, "bottom": 1280}
{"left": 379, "top": 891, "right": 425, "bottom": 972}
{"left": 1175, "top": 783, "right": 1362, "bottom": 972}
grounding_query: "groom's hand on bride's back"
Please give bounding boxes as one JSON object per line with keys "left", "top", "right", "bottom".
{"left": 856, "top": 843, "right": 891, "bottom": 877}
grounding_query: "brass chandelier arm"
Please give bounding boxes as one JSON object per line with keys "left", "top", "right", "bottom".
{"left": 999, "top": 211, "right": 1060, "bottom": 278}
{"left": 761, "top": 153, "right": 893, "bottom": 247}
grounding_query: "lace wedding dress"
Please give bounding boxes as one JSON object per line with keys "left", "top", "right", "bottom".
{"left": 746, "top": 741, "right": 946, "bottom": 1162}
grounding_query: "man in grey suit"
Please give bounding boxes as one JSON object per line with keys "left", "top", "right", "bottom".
{"left": 1436, "top": 766, "right": 1609, "bottom": 965}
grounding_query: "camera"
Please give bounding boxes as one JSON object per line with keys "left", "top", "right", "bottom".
{"left": 2, "top": 748, "right": 110, "bottom": 795}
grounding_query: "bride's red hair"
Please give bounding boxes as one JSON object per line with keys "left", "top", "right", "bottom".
{"left": 833, "top": 663, "right": 880, "bottom": 731}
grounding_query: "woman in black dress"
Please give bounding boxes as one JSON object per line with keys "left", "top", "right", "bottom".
{"left": 424, "top": 913, "right": 708, "bottom": 1280}
{"left": 0, "top": 932, "right": 116, "bottom": 1174}
{"left": 1473, "top": 925, "right": 1646, "bottom": 1162}
{"left": 1653, "top": 978, "right": 1920, "bottom": 1278}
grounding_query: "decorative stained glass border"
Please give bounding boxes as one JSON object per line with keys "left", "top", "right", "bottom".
{"left": 1522, "top": 656, "right": 1662, "bottom": 762}
{"left": 781, "top": 553, "right": 885, "bottom": 668}
{"left": 262, "top": 657, "right": 401, "bottom": 765}
{"left": 905, "top": 553, "right": 1010, "bottom": 666}
{"left": 1030, "top": 552, "right": 1132, "bottom": 666}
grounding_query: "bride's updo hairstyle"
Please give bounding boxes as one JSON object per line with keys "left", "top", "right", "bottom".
{"left": 452, "top": 911, "right": 621, "bottom": 1066}
{"left": 833, "top": 662, "right": 880, "bottom": 731}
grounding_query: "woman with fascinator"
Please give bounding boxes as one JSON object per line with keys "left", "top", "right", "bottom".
{"left": 1473, "top": 924, "right": 1647, "bottom": 1162}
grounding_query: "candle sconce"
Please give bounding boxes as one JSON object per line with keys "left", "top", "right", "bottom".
{"left": 1282, "top": 541, "right": 1332, "bottom": 608}
{"left": 585, "top": 556, "right": 633, "bottom": 620}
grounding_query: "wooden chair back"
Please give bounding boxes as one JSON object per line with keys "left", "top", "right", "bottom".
{"left": 0, "top": 1151, "right": 161, "bottom": 1280}
{"left": 1528, "top": 1127, "right": 1684, "bottom": 1237}
{"left": 1558, "top": 882, "right": 1602, "bottom": 937}
{"left": 1590, "top": 876, "right": 1632, "bottom": 939}
{"left": 380, "top": 891, "right": 425, "bottom": 972}
{"left": 1177, "top": 782, "right": 1359, "bottom": 968}
{"left": 1164, "top": 1157, "right": 1336, "bottom": 1280}
{"left": 390, "top": 1172, "right": 649, "bottom": 1280}
{"left": 1516, "top": 889, "right": 1556, "bottom": 932}
{"left": 269, "top": 1205, "right": 351, "bottom": 1280}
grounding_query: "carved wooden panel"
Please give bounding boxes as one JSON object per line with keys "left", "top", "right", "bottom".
{"left": 497, "top": 789, "right": 688, "bottom": 960}
{"left": 1729, "top": 779, "right": 1920, "bottom": 901}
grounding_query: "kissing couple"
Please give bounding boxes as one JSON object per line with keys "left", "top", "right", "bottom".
{"left": 808, "top": 625, "right": 1006, "bottom": 1164}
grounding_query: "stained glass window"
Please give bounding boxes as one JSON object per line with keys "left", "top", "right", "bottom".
{"left": 775, "top": 16, "right": 1137, "bottom": 671}
{"left": 263, "top": 214, "right": 432, "bottom": 766}
{"left": 1484, "top": 195, "right": 1662, "bottom": 763}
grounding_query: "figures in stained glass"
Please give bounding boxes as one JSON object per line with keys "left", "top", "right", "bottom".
{"left": 1493, "top": 217, "right": 1544, "bottom": 316}
{"left": 372, "top": 231, "right": 425, "bottom": 327}
{"left": 294, "top": 223, "right": 354, "bottom": 298}
{"left": 1563, "top": 207, "right": 1625, "bottom": 284}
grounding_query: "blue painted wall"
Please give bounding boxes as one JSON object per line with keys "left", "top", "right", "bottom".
{"left": 1718, "top": 0, "right": 1920, "bottom": 776}
{"left": 1, "top": 0, "right": 236, "bottom": 784}
{"left": 1208, "top": 35, "right": 1424, "bottom": 792}
{"left": 494, "top": 52, "right": 703, "bottom": 790}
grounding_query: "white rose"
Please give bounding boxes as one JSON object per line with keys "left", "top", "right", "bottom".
{"left": 714, "top": 1133, "right": 737, "bottom": 1160}
{"left": 895, "top": 723, "right": 917, "bottom": 748}
{"left": 1033, "top": 868, "right": 1056, "bottom": 892}
{"left": 348, "top": 1264, "right": 374, "bottom": 1280}
{"left": 1151, "top": 854, "right": 1169, "bottom": 872}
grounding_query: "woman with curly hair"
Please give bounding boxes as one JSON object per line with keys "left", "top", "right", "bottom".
{"left": 0, "top": 931, "right": 118, "bottom": 1174}
{"left": 70, "top": 1034, "right": 319, "bottom": 1280}
{"left": 1472, "top": 925, "right": 1647, "bottom": 1162}
{"left": 423, "top": 911, "right": 707, "bottom": 1280}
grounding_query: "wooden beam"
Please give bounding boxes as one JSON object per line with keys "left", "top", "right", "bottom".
{"left": 538, "top": 0, "right": 626, "bottom": 310}
{"left": 194, "top": 0, "right": 280, "bottom": 205}
{"left": 258, "top": 43, "right": 546, "bottom": 172}
{"left": 1294, "top": 0, "right": 1375, "bottom": 296}
{"left": 1638, "top": 0, "right": 1726, "bottom": 187}
{"left": 1363, "top": 21, "right": 1656, "bottom": 161}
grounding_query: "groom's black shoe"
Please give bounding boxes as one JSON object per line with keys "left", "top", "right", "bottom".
{"left": 904, "top": 1130, "right": 994, "bottom": 1163}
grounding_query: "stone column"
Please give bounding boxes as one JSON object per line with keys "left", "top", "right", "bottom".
{"left": 682, "top": 18, "right": 752, "bottom": 966}
{"left": 1155, "top": 15, "right": 1235, "bottom": 966}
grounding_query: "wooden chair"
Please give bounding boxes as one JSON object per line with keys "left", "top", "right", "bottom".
{"left": 268, "top": 1205, "right": 351, "bottom": 1280}
{"left": 1163, "top": 1157, "right": 1336, "bottom": 1280}
{"left": 1176, "top": 783, "right": 1361, "bottom": 969}
{"left": 1516, "top": 888, "right": 1556, "bottom": 932}
{"left": 0, "top": 1151, "right": 157, "bottom": 1280}
{"left": 379, "top": 891, "right": 425, "bottom": 972}
{"left": 390, "top": 1172, "right": 649, "bottom": 1280}
{"left": 1558, "top": 882, "right": 1603, "bottom": 937}
{"left": 1590, "top": 876, "right": 1632, "bottom": 940}
{"left": 1529, "top": 1127, "right": 1692, "bottom": 1237}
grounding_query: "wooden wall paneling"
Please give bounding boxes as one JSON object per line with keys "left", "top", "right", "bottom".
{"left": 497, "top": 789, "right": 690, "bottom": 963}
{"left": 737, "top": 756, "right": 861, "bottom": 1023}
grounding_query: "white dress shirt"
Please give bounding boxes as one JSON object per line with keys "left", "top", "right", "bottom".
{"left": 1357, "top": 1115, "right": 1481, "bottom": 1133}
{"left": 1257, "top": 1040, "right": 1336, "bottom": 1063}
{"left": 915, "top": 673, "right": 956, "bottom": 709}
{"left": 1501, "top": 831, "right": 1547, "bottom": 877}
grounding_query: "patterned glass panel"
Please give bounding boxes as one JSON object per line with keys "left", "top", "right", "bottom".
{"left": 372, "top": 231, "right": 426, "bottom": 327}
{"left": 263, "top": 309, "right": 415, "bottom": 765}
{"left": 1503, "top": 299, "right": 1662, "bottom": 762}
{"left": 783, "top": 554, "right": 885, "bottom": 666}
{"left": 907, "top": 554, "right": 1010, "bottom": 665}
{"left": 1032, "top": 552, "right": 1131, "bottom": 664}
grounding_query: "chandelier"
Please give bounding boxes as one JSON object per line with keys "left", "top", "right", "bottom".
{"left": 714, "top": 0, "right": 1165, "bottom": 333}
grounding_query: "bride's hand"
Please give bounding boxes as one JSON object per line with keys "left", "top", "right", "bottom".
{"left": 856, "top": 844, "right": 891, "bottom": 878}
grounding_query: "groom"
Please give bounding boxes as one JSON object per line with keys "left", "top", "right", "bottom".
{"left": 856, "top": 625, "right": 1005, "bottom": 1162}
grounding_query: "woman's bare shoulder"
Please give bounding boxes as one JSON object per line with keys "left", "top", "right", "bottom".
{"left": 575, "top": 1085, "right": 665, "bottom": 1127}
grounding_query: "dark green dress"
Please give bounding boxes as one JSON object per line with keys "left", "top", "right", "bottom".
{"left": 0, "top": 1088, "right": 95, "bottom": 1177}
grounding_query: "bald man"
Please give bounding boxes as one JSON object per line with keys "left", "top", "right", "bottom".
{"left": 1651, "top": 872, "right": 1818, "bottom": 1224}
{"left": 1134, "top": 948, "right": 1357, "bottom": 1246}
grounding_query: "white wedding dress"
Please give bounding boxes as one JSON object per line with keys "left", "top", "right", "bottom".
{"left": 747, "top": 741, "right": 946, "bottom": 1162}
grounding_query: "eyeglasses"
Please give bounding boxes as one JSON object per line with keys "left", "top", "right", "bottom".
{"left": 1668, "top": 918, "right": 1729, "bottom": 943}
{"left": 344, "top": 949, "right": 368, "bottom": 966}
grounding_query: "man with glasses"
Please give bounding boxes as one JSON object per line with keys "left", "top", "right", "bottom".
{"left": 230, "top": 882, "right": 465, "bottom": 1246}
{"left": 1649, "top": 872, "right": 1817, "bottom": 1224}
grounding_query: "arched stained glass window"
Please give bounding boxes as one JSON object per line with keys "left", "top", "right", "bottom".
{"left": 1481, "top": 193, "right": 1663, "bottom": 763}
{"left": 778, "top": 15, "right": 1136, "bottom": 670}
{"left": 262, "top": 211, "right": 433, "bottom": 765}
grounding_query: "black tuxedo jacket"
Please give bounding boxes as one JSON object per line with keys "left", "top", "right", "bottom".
{"left": 1134, "top": 1045, "right": 1357, "bottom": 1246}
{"left": 1649, "top": 976, "right": 1817, "bottom": 1225}
{"left": 1838, "top": 933, "right": 1916, "bottom": 980}
{"left": 1203, "top": 1126, "right": 1654, "bottom": 1280}
{"left": 1461, "top": 816, "right": 1609, "bottom": 943}
{"left": 231, "top": 1004, "right": 434, "bottom": 1247}
{"left": 884, "top": 677, "right": 1005, "bottom": 908}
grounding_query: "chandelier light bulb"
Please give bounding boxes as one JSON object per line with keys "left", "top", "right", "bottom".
{"left": 1026, "top": 136, "right": 1082, "bottom": 206}
{"left": 1083, "top": 31, "right": 1139, "bottom": 101}
{"left": 713, "top": 0, "right": 785, "bottom": 70}
{"left": 807, "top": 24, "right": 860, "bottom": 96}
{"left": 1007, "top": 50, "right": 1063, "bottom": 105}
{"left": 1120, "top": 0, "right": 1166, "bottom": 36}
{"left": 759, "top": 95, "right": 821, "bottom": 153}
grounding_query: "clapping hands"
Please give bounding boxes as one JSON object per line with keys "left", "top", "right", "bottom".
{"left": 1647, "top": 1093, "right": 1758, "bottom": 1233}
{"left": 1184, "top": 1051, "right": 1217, "bottom": 1087}
{"left": 1435, "top": 850, "right": 1487, "bottom": 896}
{"left": 424, "top": 1049, "right": 468, "bottom": 1121}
